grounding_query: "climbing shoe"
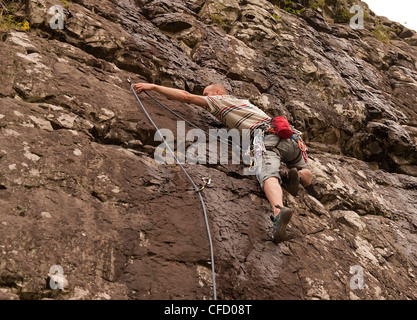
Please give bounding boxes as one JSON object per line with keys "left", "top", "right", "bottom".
{"left": 284, "top": 168, "right": 300, "bottom": 197}
{"left": 271, "top": 205, "right": 293, "bottom": 244}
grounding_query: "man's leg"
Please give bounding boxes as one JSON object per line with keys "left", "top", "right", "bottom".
{"left": 263, "top": 176, "right": 293, "bottom": 244}
{"left": 298, "top": 168, "right": 320, "bottom": 198}
{"left": 256, "top": 135, "right": 293, "bottom": 243}
{"left": 263, "top": 177, "right": 284, "bottom": 218}
{"left": 285, "top": 167, "right": 313, "bottom": 197}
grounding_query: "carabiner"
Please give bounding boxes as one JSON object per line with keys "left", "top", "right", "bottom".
{"left": 198, "top": 177, "right": 212, "bottom": 191}
{"left": 298, "top": 139, "right": 307, "bottom": 152}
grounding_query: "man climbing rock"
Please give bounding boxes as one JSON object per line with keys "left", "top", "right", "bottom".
{"left": 133, "top": 82, "right": 314, "bottom": 243}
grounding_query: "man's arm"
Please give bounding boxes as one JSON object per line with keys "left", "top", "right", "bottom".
{"left": 133, "top": 82, "right": 209, "bottom": 109}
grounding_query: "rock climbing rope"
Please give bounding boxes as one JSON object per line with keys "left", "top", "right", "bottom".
{"left": 127, "top": 78, "right": 217, "bottom": 300}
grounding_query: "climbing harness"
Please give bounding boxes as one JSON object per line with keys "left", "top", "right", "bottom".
{"left": 127, "top": 78, "right": 217, "bottom": 300}
{"left": 291, "top": 129, "right": 309, "bottom": 164}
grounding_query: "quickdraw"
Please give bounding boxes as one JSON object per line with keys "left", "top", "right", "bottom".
{"left": 253, "top": 131, "right": 266, "bottom": 156}
{"left": 249, "top": 130, "right": 266, "bottom": 172}
{"left": 248, "top": 156, "right": 258, "bottom": 172}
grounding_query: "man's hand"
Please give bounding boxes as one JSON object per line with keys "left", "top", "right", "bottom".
{"left": 133, "top": 82, "right": 155, "bottom": 94}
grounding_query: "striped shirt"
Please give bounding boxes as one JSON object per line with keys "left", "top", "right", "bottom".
{"left": 205, "top": 95, "right": 271, "bottom": 137}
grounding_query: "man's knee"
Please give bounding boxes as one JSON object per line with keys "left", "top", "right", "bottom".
{"left": 299, "top": 168, "right": 313, "bottom": 187}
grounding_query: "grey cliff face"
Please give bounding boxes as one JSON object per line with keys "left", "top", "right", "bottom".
{"left": 0, "top": 0, "right": 416, "bottom": 300}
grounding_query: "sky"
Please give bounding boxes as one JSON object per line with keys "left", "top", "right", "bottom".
{"left": 364, "top": 0, "right": 417, "bottom": 32}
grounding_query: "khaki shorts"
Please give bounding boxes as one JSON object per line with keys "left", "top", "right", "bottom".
{"left": 255, "top": 134, "right": 310, "bottom": 189}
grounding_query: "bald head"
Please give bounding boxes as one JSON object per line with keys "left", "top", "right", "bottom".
{"left": 203, "top": 84, "right": 228, "bottom": 96}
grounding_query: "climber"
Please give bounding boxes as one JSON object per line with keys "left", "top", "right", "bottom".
{"left": 133, "top": 82, "right": 314, "bottom": 244}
